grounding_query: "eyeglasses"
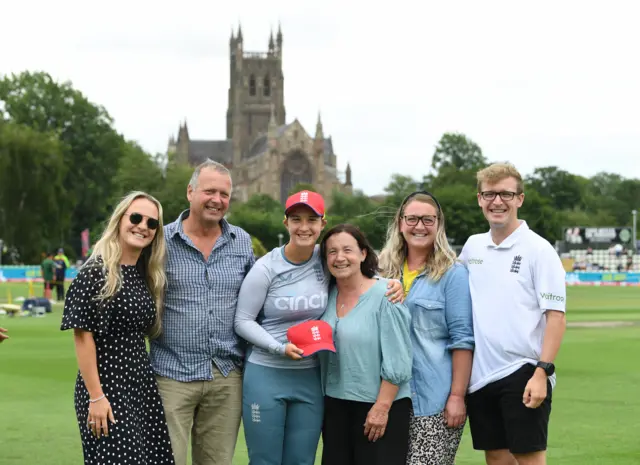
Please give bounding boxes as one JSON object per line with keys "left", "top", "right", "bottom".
{"left": 403, "top": 215, "right": 436, "bottom": 227}
{"left": 125, "top": 213, "right": 159, "bottom": 230}
{"left": 480, "top": 191, "right": 521, "bottom": 201}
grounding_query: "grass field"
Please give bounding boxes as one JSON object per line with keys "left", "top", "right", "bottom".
{"left": 1, "top": 282, "right": 639, "bottom": 464}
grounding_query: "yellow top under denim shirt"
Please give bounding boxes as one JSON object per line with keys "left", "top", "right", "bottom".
{"left": 403, "top": 262, "right": 474, "bottom": 416}
{"left": 319, "top": 279, "right": 413, "bottom": 403}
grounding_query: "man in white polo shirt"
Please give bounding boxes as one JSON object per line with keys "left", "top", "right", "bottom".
{"left": 459, "top": 162, "right": 567, "bottom": 465}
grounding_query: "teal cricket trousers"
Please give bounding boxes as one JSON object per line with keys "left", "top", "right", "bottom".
{"left": 242, "top": 361, "right": 324, "bottom": 465}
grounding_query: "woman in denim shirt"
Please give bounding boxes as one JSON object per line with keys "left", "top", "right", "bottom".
{"left": 379, "top": 191, "right": 475, "bottom": 465}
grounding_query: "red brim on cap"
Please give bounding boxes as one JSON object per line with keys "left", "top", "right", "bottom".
{"left": 299, "top": 342, "right": 336, "bottom": 357}
{"left": 285, "top": 202, "right": 323, "bottom": 217}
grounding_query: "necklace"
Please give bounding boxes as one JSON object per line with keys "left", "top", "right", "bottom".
{"left": 337, "top": 281, "right": 365, "bottom": 316}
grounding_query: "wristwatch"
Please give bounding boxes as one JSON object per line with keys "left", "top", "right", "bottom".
{"left": 536, "top": 361, "right": 555, "bottom": 376}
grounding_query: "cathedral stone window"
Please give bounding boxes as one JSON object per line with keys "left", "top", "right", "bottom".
{"left": 249, "top": 75, "right": 256, "bottom": 96}
{"left": 263, "top": 75, "right": 271, "bottom": 97}
{"left": 280, "top": 151, "right": 313, "bottom": 203}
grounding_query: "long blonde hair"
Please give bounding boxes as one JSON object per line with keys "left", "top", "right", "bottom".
{"left": 378, "top": 192, "right": 457, "bottom": 282}
{"left": 84, "top": 191, "right": 167, "bottom": 338}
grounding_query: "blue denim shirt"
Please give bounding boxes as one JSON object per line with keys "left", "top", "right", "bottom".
{"left": 404, "top": 262, "right": 474, "bottom": 417}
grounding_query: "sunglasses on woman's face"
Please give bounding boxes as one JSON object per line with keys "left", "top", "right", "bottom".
{"left": 125, "top": 212, "right": 159, "bottom": 230}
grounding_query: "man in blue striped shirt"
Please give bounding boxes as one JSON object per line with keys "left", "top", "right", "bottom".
{"left": 150, "top": 159, "right": 255, "bottom": 465}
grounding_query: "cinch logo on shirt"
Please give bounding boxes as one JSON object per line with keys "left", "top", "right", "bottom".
{"left": 274, "top": 292, "right": 329, "bottom": 311}
{"left": 540, "top": 292, "right": 565, "bottom": 302}
{"left": 468, "top": 258, "right": 484, "bottom": 265}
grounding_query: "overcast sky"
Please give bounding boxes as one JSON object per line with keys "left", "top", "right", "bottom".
{"left": 2, "top": 0, "right": 639, "bottom": 196}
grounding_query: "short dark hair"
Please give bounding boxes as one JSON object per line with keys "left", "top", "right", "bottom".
{"left": 320, "top": 223, "right": 379, "bottom": 279}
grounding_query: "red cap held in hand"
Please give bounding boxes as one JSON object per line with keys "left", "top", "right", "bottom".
{"left": 287, "top": 320, "right": 336, "bottom": 357}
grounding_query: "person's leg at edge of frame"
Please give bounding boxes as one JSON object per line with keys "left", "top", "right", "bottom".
{"left": 192, "top": 363, "right": 243, "bottom": 465}
{"left": 321, "top": 396, "right": 352, "bottom": 465}
{"left": 154, "top": 375, "right": 201, "bottom": 465}
{"left": 281, "top": 366, "right": 324, "bottom": 465}
{"left": 240, "top": 362, "right": 287, "bottom": 465}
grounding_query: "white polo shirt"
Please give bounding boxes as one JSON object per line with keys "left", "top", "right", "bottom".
{"left": 459, "top": 220, "right": 566, "bottom": 394}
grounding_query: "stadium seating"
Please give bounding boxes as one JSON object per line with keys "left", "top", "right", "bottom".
{"left": 567, "top": 249, "right": 639, "bottom": 272}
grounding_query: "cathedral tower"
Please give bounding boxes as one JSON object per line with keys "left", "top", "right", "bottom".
{"left": 227, "top": 24, "right": 286, "bottom": 168}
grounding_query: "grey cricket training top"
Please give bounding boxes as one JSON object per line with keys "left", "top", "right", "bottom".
{"left": 234, "top": 245, "right": 330, "bottom": 369}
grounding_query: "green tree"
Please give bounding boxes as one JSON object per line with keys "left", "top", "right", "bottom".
{"left": 423, "top": 132, "right": 488, "bottom": 190}
{"left": 558, "top": 208, "right": 617, "bottom": 228}
{"left": 251, "top": 236, "right": 268, "bottom": 258}
{"left": 327, "top": 189, "right": 392, "bottom": 249}
{"left": 525, "top": 166, "right": 586, "bottom": 211}
{"left": 0, "top": 121, "right": 68, "bottom": 262}
{"left": 612, "top": 179, "right": 640, "bottom": 226}
{"left": 328, "top": 189, "right": 378, "bottom": 219}
{"left": 383, "top": 174, "right": 420, "bottom": 207}
{"left": 228, "top": 205, "right": 286, "bottom": 250}
{"left": 111, "top": 141, "right": 164, "bottom": 203}
{"left": 580, "top": 172, "right": 637, "bottom": 227}
{"left": 432, "top": 184, "right": 486, "bottom": 246}
{"left": 156, "top": 163, "right": 192, "bottom": 223}
{"left": 0, "top": 71, "right": 126, "bottom": 255}
{"left": 519, "top": 187, "right": 562, "bottom": 242}
{"left": 243, "top": 194, "right": 282, "bottom": 214}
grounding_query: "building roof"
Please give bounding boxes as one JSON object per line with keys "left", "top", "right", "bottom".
{"left": 186, "top": 125, "right": 336, "bottom": 166}
{"left": 188, "top": 140, "right": 233, "bottom": 166}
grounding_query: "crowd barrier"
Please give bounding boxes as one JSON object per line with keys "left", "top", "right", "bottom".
{"left": 0, "top": 266, "right": 78, "bottom": 282}
{"left": 565, "top": 271, "right": 640, "bottom": 286}
{"left": 1, "top": 266, "right": 639, "bottom": 287}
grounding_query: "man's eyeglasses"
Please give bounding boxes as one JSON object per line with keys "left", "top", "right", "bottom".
{"left": 480, "top": 191, "right": 521, "bottom": 201}
{"left": 403, "top": 215, "right": 436, "bottom": 227}
{"left": 125, "top": 212, "right": 159, "bottom": 230}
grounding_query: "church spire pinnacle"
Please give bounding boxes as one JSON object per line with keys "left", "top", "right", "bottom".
{"left": 269, "top": 29, "right": 275, "bottom": 51}
{"left": 315, "top": 111, "right": 324, "bottom": 139}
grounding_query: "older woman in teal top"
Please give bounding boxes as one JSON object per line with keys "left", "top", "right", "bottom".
{"left": 318, "top": 223, "right": 413, "bottom": 465}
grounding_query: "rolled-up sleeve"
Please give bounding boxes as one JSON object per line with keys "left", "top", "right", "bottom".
{"left": 379, "top": 301, "right": 413, "bottom": 386}
{"left": 444, "top": 264, "right": 475, "bottom": 352}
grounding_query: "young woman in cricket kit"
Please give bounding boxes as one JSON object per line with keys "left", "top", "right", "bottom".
{"left": 61, "top": 191, "right": 175, "bottom": 465}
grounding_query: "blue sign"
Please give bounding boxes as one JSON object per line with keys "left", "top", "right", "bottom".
{"left": 0, "top": 266, "right": 79, "bottom": 282}
{"left": 565, "top": 271, "right": 640, "bottom": 284}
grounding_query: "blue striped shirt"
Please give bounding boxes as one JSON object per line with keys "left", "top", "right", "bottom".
{"left": 150, "top": 210, "right": 255, "bottom": 381}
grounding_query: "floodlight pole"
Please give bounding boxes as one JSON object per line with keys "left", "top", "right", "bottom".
{"left": 633, "top": 210, "right": 637, "bottom": 253}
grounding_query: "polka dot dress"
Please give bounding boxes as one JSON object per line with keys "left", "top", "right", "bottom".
{"left": 61, "top": 263, "right": 175, "bottom": 465}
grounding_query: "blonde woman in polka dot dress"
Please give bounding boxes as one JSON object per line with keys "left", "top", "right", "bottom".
{"left": 61, "top": 191, "right": 175, "bottom": 465}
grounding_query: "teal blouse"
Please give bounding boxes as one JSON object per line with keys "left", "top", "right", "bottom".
{"left": 319, "top": 279, "right": 413, "bottom": 403}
